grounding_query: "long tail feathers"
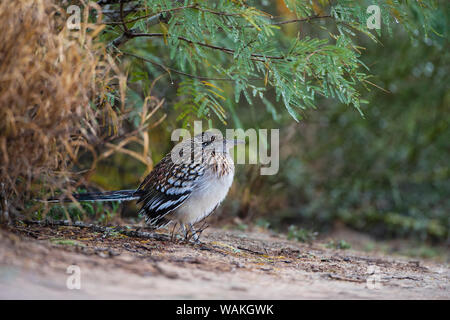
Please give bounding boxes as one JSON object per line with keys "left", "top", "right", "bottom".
{"left": 45, "top": 189, "right": 142, "bottom": 203}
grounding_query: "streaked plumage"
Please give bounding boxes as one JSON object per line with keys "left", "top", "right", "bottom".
{"left": 134, "top": 132, "right": 238, "bottom": 241}
{"left": 52, "top": 131, "right": 242, "bottom": 242}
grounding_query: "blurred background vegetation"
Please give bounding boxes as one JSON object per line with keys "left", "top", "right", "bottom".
{"left": 1, "top": 0, "right": 448, "bottom": 250}
{"left": 244, "top": 24, "right": 450, "bottom": 243}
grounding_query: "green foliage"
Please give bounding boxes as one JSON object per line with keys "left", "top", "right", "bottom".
{"left": 45, "top": 204, "right": 85, "bottom": 221}
{"left": 325, "top": 239, "right": 352, "bottom": 250}
{"left": 44, "top": 200, "right": 121, "bottom": 224}
{"left": 98, "top": 0, "right": 442, "bottom": 125}
{"left": 236, "top": 222, "right": 249, "bottom": 231}
{"left": 243, "top": 4, "right": 449, "bottom": 242}
{"left": 399, "top": 244, "right": 444, "bottom": 259}
{"left": 97, "top": 201, "right": 121, "bottom": 224}
{"left": 50, "top": 238, "right": 85, "bottom": 247}
{"left": 79, "top": 0, "right": 448, "bottom": 244}
{"left": 287, "top": 225, "right": 318, "bottom": 243}
{"left": 255, "top": 218, "right": 271, "bottom": 230}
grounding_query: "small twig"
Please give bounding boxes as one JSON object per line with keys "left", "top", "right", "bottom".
{"left": 108, "top": 14, "right": 163, "bottom": 49}
{"left": 14, "top": 226, "right": 40, "bottom": 239}
{"left": 101, "top": 4, "right": 141, "bottom": 21}
{"left": 326, "top": 273, "right": 366, "bottom": 283}
{"left": 128, "top": 33, "right": 290, "bottom": 62}
{"left": 122, "top": 52, "right": 249, "bottom": 81}
{"left": 196, "top": 221, "right": 210, "bottom": 238}
{"left": 382, "top": 275, "right": 421, "bottom": 281}
{"left": 119, "top": 0, "right": 129, "bottom": 34}
{"left": 268, "top": 15, "right": 332, "bottom": 26}
{"left": 237, "top": 246, "right": 264, "bottom": 256}
{"left": 362, "top": 79, "right": 391, "bottom": 93}
{"left": 21, "top": 220, "right": 170, "bottom": 241}
{"left": 194, "top": 6, "right": 243, "bottom": 17}
{"left": 101, "top": 4, "right": 198, "bottom": 25}
{"left": 97, "top": 0, "right": 135, "bottom": 5}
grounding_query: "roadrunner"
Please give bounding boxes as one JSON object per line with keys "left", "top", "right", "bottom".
{"left": 57, "top": 131, "right": 243, "bottom": 242}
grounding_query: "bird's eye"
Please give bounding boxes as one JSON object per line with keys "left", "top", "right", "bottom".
{"left": 202, "top": 134, "right": 215, "bottom": 147}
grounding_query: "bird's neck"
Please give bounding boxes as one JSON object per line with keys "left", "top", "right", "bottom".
{"left": 207, "top": 152, "right": 234, "bottom": 177}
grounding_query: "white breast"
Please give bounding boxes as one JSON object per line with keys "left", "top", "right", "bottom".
{"left": 172, "top": 169, "right": 234, "bottom": 225}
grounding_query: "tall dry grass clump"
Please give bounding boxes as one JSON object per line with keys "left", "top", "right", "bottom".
{"left": 0, "top": 0, "right": 124, "bottom": 220}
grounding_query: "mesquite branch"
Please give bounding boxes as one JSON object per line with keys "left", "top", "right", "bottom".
{"left": 106, "top": 3, "right": 332, "bottom": 53}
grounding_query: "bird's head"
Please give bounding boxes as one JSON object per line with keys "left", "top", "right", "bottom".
{"left": 170, "top": 131, "right": 245, "bottom": 165}
{"left": 193, "top": 131, "right": 245, "bottom": 154}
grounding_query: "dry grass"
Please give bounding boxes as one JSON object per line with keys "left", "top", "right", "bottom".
{"left": 0, "top": 0, "right": 128, "bottom": 219}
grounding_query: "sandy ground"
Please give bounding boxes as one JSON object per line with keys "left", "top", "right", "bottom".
{"left": 0, "top": 222, "right": 449, "bottom": 299}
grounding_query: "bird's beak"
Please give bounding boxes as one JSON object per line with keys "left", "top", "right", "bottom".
{"left": 223, "top": 139, "right": 245, "bottom": 150}
{"left": 225, "top": 139, "right": 245, "bottom": 147}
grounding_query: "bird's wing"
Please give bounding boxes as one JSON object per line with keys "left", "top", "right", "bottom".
{"left": 136, "top": 154, "right": 205, "bottom": 227}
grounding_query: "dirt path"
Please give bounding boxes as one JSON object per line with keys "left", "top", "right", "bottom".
{"left": 0, "top": 222, "right": 448, "bottom": 299}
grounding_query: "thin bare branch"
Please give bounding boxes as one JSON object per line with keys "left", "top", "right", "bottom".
{"left": 101, "top": 4, "right": 198, "bottom": 25}
{"left": 122, "top": 52, "right": 263, "bottom": 81}
{"left": 128, "top": 33, "right": 290, "bottom": 62}
{"left": 97, "top": 0, "right": 135, "bottom": 5}
{"left": 268, "top": 15, "right": 332, "bottom": 26}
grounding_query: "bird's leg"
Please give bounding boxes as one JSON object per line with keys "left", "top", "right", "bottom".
{"left": 188, "top": 223, "right": 200, "bottom": 244}
{"left": 170, "top": 222, "right": 178, "bottom": 241}
{"left": 180, "top": 223, "right": 188, "bottom": 241}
